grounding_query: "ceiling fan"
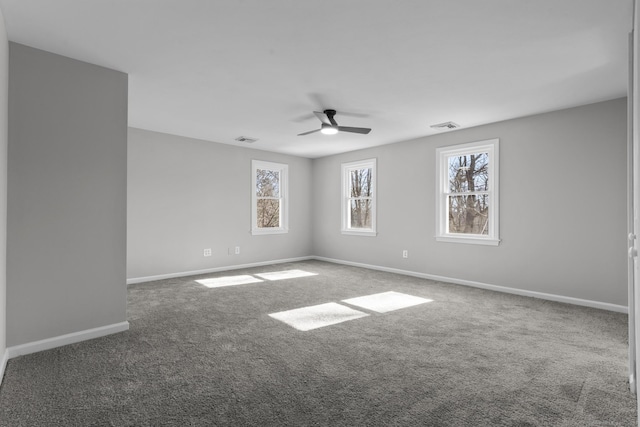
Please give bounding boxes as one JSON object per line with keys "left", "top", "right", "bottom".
{"left": 298, "top": 109, "right": 371, "bottom": 136}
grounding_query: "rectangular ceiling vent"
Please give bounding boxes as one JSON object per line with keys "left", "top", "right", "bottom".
{"left": 235, "top": 136, "right": 258, "bottom": 143}
{"left": 430, "top": 121, "right": 460, "bottom": 130}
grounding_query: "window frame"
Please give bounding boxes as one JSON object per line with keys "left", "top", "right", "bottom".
{"left": 341, "top": 158, "right": 377, "bottom": 236}
{"left": 251, "top": 160, "right": 289, "bottom": 235}
{"left": 435, "top": 139, "right": 500, "bottom": 246}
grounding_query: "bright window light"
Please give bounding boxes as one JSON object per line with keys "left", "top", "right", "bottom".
{"left": 196, "top": 275, "right": 263, "bottom": 289}
{"left": 254, "top": 270, "right": 318, "bottom": 281}
{"left": 342, "top": 291, "right": 432, "bottom": 313}
{"left": 269, "top": 302, "right": 368, "bottom": 331}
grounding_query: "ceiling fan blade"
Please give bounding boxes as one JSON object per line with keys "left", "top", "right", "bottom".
{"left": 337, "top": 126, "right": 372, "bottom": 134}
{"left": 298, "top": 128, "right": 321, "bottom": 136}
{"left": 291, "top": 112, "right": 317, "bottom": 123}
{"left": 337, "top": 111, "right": 370, "bottom": 119}
{"left": 313, "top": 111, "right": 331, "bottom": 125}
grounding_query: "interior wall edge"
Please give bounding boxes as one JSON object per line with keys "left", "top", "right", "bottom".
{"left": 7, "top": 42, "right": 128, "bottom": 347}
{"left": 0, "top": 1, "right": 8, "bottom": 394}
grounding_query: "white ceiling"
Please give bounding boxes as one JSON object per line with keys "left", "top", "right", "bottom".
{"left": 0, "top": 0, "right": 633, "bottom": 158}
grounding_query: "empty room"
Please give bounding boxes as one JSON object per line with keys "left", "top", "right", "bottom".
{"left": 0, "top": 0, "right": 639, "bottom": 426}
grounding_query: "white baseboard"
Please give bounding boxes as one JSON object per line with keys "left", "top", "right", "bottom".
{"left": 0, "top": 348, "right": 8, "bottom": 386}
{"left": 6, "top": 321, "right": 130, "bottom": 359}
{"left": 127, "top": 256, "right": 314, "bottom": 285}
{"left": 126, "top": 255, "right": 627, "bottom": 313}
{"left": 313, "top": 256, "right": 628, "bottom": 314}
{"left": 2, "top": 256, "right": 624, "bottom": 378}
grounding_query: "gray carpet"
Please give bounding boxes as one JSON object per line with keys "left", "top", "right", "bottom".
{"left": 0, "top": 260, "right": 636, "bottom": 426}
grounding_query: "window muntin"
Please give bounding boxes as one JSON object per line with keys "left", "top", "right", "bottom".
{"left": 436, "top": 140, "right": 499, "bottom": 245}
{"left": 252, "top": 160, "right": 288, "bottom": 235}
{"left": 342, "top": 159, "right": 377, "bottom": 236}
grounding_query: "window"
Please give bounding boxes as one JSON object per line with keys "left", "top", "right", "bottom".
{"left": 436, "top": 139, "right": 499, "bottom": 245}
{"left": 342, "top": 158, "right": 377, "bottom": 236}
{"left": 252, "top": 160, "right": 288, "bottom": 235}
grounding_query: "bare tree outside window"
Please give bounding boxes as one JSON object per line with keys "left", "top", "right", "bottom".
{"left": 342, "top": 158, "right": 376, "bottom": 235}
{"left": 436, "top": 140, "right": 498, "bottom": 245}
{"left": 256, "top": 169, "right": 280, "bottom": 228}
{"left": 447, "top": 153, "right": 489, "bottom": 235}
{"left": 349, "top": 168, "right": 372, "bottom": 228}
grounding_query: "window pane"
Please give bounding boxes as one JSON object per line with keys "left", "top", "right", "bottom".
{"left": 256, "top": 169, "right": 280, "bottom": 197}
{"left": 448, "top": 195, "right": 489, "bottom": 235}
{"left": 350, "top": 168, "right": 372, "bottom": 197}
{"left": 448, "top": 153, "right": 488, "bottom": 193}
{"left": 350, "top": 199, "right": 372, "bottom": 229}
{"left": 257, "top": 198, "right": 280, "bottom": 228}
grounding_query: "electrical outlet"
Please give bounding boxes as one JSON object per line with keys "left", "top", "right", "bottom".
{"left": 204, "top": 248, "right": 212, "bottom": 257}
{"left": 402, "top": 250, "right": 408, "bottom": 258}
{"left": 235, "top": 246, "right": 240, "bottom": 255}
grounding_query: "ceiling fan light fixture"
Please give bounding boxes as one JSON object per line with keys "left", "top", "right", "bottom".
{"left": 321, "top": 124, "right": 338, "bottom": 135}
{"left": 298, "top": 109, "right": 371, "bottom": 136}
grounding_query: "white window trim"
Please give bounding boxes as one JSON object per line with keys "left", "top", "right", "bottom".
{"left": 251, "top": 160, "right": 289, "bottom": 235}
{"left": 435, "top": 139, "right": 500, "bottom": 246}
{"left": 341, "top": 158, "right": 377, "bottom": 236}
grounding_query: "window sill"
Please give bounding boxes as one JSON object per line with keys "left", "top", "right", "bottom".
{"left": 436, "top": 236, "right": 500, "bottom": 246}
{"left": 252, "top": 228, "right": 289, "bottom": 236}
{"left": 342, "top": 229, "right": 377, "bottom": 237}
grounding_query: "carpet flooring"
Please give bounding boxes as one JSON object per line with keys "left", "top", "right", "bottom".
{"left": 0, "top": 260, "right": 637, "bottom": 426}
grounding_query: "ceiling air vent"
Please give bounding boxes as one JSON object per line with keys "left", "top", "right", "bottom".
{"left": 430, "top": 121, "right": 460, "bottom": 130}
{"left": 235, "top": 136, "right": 258, "bottom": 143}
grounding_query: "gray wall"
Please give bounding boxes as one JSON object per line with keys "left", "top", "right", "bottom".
{"left": 7, "top": 43, "right": 128, "bottom": 346}
{"left": 0, "top": 8, "right": 7, "bottom": 362}
{"left": 127, "top": 128, "right": 313, "bottom": 280}
{"left": 313, "top": 98, "right": 628, "bottom": 306}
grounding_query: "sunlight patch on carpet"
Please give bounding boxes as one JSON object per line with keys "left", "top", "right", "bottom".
{"left": 255, "top": 269, "right": 318, "bottom": 281}
{"left": 269, "top": 302, "right": 369, "bottom": 331}
{"left": 196, "top": 275, "right": 263, "bottom": 288}
{"left": 342, "top": 291, "right": 433, "bottom": 313}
